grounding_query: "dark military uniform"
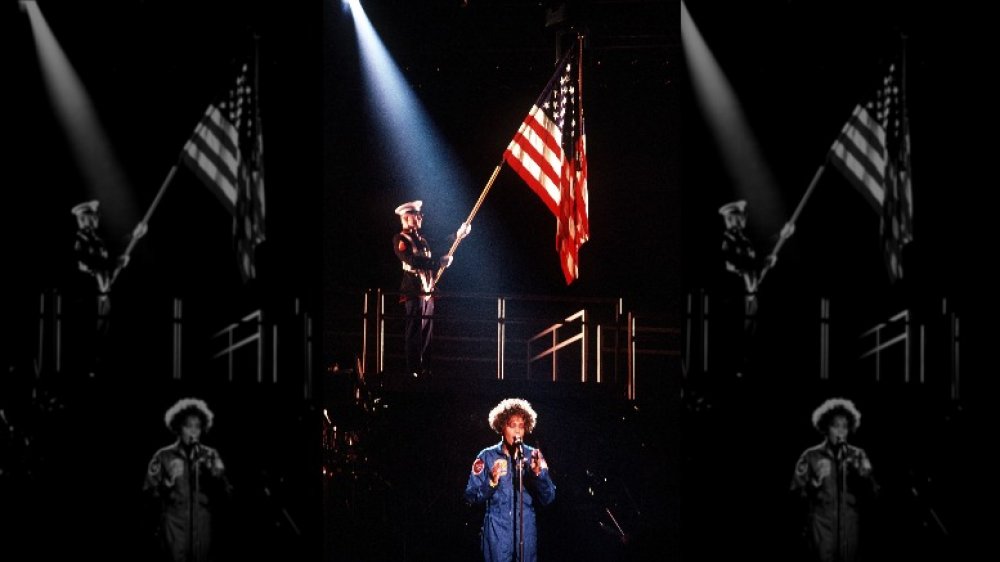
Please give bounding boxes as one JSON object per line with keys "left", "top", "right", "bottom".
{"left": 393, "top": 227, "right": 448, "bottom": 376}
{"left": 74, "top": 224, "right": 114, "bottom": 328}
{"left": 721, "top": 224, "right": 767, "bottom": 320}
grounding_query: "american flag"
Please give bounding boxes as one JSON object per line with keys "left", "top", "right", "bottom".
{"left": 828, "top": 61, "right": 913, "bottom": 282}
{"left": 181, "top": 61, "right": 266, "bottom": 282}
{"left": 504, "top": 41, "right": 589, "bottom": 284}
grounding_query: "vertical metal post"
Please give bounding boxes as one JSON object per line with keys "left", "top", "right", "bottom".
{"left": 627, "top": 312, "right": 636, "bottom": 401}
{"left": 580, "top": 310, "right": 588, "bottom": 383}
{"left": 272, "top": 324, "right": 279, "bottom": 384}
{"left": 701, "top": 292, "right": 709, "bottom": 373}
{"left": 497, "top": 297, "right": 506, "bottom": 380}
{"left": 55, "top": 291, "right": 63, "bottom": 374}
{"left": 819, "top": 297, "right": 830, "bottom": 380}
{"left": 904, "top": 310, "right": 911, "bottom": 384}
{"left": 551, "top": 325, "right": 558, "bottom": 382}
{"left": 257, "top": 312, "right": 264, "bottom": 384}
{"left": 596, "top": 324, "right": 603, "bottom": 384}
{"left": 377, "top": 289, "right": 385, "bottom": 374}
{"left": 919, "top": 323, "right": 925, "bottom": 384}
{"left": 172, "top": 298, "right": 183, "bottom": 380}
{"left": 362, "top": 290, "right": 370, "bottom": 377}
{"left": 615, "top": 298, "right": 623, "bottom": 385}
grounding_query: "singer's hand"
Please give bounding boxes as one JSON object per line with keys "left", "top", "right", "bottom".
{"left": 815, "top": 459, "right": 831, "bottom": 481}
{"left": 531, "top": 449, "right": 548, "bottom": 476}
{"left": 490, "top": 458, "right": 508, "bottom": 486}
{"left": 209, "top": 454, "right": 225, "bottom": 475}
{"left": 166, "top": 458, "right": 184, "bottom": 484}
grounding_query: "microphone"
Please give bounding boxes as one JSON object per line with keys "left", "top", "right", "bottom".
{"left": 513, "top": 436, "right": 524, "bottom": 460}
{"left": 833, "top": 439, "right": 847, "bottom": 461}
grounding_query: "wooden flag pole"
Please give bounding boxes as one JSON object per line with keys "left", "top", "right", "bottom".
{"left": 433, "top": 162, "right": 504, "bottom": 285}
{"left": 759, "top": 162, "right": 826, "bottom": 285}
{"left": 110, "top": 163, "right": 179, "bottom": 287}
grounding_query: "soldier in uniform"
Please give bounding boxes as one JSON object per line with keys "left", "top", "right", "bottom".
{"left": 70, "top": 200, "right": 145, "bottom": 375}
{"left": 717, "top": 200, "right": 792, "bottom": 375}
{"left": 72, "top": 200, "right": 117, "bottom": 337}
{"left": 392, "top": 200, "right": 469, "bottom": 377}
{"left": 718, "top": 200, "right": 778, "bottom": 329}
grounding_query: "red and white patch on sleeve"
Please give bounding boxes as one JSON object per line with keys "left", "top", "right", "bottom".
{"left": 472, "top": 458, "right": 485, "bottom": 475}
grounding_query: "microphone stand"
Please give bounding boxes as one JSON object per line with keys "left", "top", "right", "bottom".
{"left": 836, "top": 442, "right": 846, "bottom": 562}
{"left": 515, "top": 442, "right": 525, "bottom": 562}
{"left": 187, "top": 441, "right": 198, "bottom": 562}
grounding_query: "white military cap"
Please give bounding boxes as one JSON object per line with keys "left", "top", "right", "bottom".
{"left": 71, "top": 199, "right": 100, "bottom": 216}
{"left": 394, "top": 200, "right": 423, "bottom": 216}
{"left": 717, "top": 199, "right": 747, "bottom": 216}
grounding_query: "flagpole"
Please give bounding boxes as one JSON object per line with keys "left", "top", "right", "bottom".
{"left": 900, "top": 32, "right": 913, "bottom": 238}
{"left": 759, "top": 162, "right": 826, "bottom": 284}
{"left": 433, "top": 162, "right": 504, "bottom": 285}
{"left": 110, "top": 163, "right": 178, "bottom": 287}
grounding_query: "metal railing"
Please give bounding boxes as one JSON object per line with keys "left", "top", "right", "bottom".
{"left": 28, "top": 290, "right": 314, "bottom": 397}
{"left": 527, "top": 309, "right": 588, "bottom": 383}
{"left": 212, "top": 309, "right": 266, "bottom": 383}
{"left": 340, "top": 289, "right": 683, "bottom": 400}
{"left": 859, "top": 309, "right": 916, "bottom": 383}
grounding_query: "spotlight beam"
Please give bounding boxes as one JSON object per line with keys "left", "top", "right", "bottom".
{"left": 681, "top": 1, "right": 785, "bottom": 235}
{"left": 22, "top": 1, "right": 137, "bottom": 235}
{"left": 346, "top": 0, "right": 471, "bottom": 216}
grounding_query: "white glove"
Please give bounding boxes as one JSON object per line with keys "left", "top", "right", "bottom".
{"left": 457, "top": 222, "right": 471, "bottom": 240}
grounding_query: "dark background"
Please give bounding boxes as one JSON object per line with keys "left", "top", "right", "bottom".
{"left": 5, "top": 0, "right": 323, "bottom": 559}
{"left": 2, "top": 0, "right": 986, "bottom": 560}
{"left": 679, "top": 1, "right": 986, "bottom": 560}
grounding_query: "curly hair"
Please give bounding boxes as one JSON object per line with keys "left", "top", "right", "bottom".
{"left": 488, "top": 398, "right": 537, "bottom": 435}
{"left": 164, "top": 397, "right": 215, "bottom": 434}
{"left": 811, "top": 397, "right": 861, "bottom": 433}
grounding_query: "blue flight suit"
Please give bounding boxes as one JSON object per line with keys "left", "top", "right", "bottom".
{"left": 465, "top": 441, "right": 556, "bottom": 562}
{"left": 144, "top": 441, "right": 231, "bottom": 562}
{"left": 791, "top": 441, "right": 878, "bottom": 562}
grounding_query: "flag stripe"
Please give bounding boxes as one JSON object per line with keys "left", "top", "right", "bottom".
{"left": 180, "top": 61, "right": 266, "bottom": 282}
{"left": 829, "top": 104, "right": 886, "bottom": 211}
{"left": 829, "top": 139, "right": 883, "bottom": 211}
{"left": 504, "top": 41, "right": 588, "bottom": 284}
{"left": 504, "top": 106, "right": 565, "bottom": 216}
{"left": 827, "top": 61, "right": 913, "bottom": 282}
{"left": 181, "top": 105, "right": 241, "bottom": 211}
